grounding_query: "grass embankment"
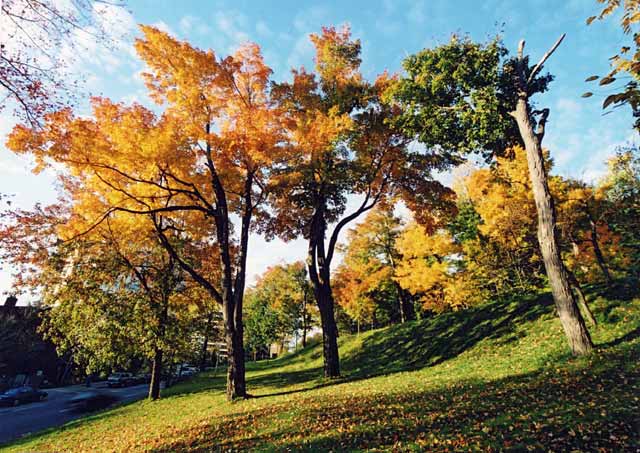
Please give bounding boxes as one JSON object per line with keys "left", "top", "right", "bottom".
{"left": 2, "top": 285, "right": 639, "bottom": 452}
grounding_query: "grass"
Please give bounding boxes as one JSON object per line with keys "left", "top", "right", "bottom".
{"left": 2, "top": 285, "right": 639, "bottom": 452}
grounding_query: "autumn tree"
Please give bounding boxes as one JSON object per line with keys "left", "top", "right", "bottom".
{"left": 268, "top": 26, "right": 455, "bottom": 377}
{"left": 457, "top": 147, "right": 543, "bottom": 294}
{"left": 0, "top": 0, "right": 127, "bottom": 126}
{"left": 333, "top": 205, "right": 408, "bottom": 330}
{"left": 391, "top": 35, "right": 594, "bottom": 355}
{"left": 395, "top": 222, "right": 483, "bottom": 313}
{"left": 0, "top": 204, "right": 215, "bottom": 399}
{"left": 6, "top": 26, "right": 287, "bottom": 399}
{"left": 599, "top": 146, "right": 640, "bottom": 276}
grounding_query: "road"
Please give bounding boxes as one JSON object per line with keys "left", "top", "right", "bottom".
{"left": 0, "top": 382, "right": 151, "bottom": 446}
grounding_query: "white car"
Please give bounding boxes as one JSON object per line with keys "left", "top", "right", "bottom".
{"left": 178, "top": 366, "right": 198, "bottom": 377}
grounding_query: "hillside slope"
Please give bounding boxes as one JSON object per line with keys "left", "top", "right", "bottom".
{"left": 2, "top": 287, "right": 639, "bottom": 452}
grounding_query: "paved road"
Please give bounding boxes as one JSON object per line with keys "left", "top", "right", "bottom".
{"left": 0, "top": 382, "right": 152, "bottom": 446}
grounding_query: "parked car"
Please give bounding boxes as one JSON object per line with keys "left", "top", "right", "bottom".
{"left": 133, "top": 373, "right": 151, "bottom": 385}
{"left": 107, "top": 372, "right": 135, "bottom": 388}
{"left": 67, "top": 390, "right": 118, "bottom": 412}
{"left": 178, "top": 366, "right": 198, "bottom": 378}
{"left": 0, "top": 386, "right": 47, "bottom": 406}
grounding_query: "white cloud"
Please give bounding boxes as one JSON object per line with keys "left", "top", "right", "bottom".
{"left": 293, "top": 5, "right": 328, "bottom": 32}
{"left": 179, "top": 15, "right": 212, "bottom": 36}
{"left": 287, "top": 33, "right": 315, "bottom": 70}
{"left": 214, "top": 10, "right": 250, "bottom": 51}
{"left": 151, "top": 20, "right": 175, "bottom": 35}
{"left": 256, "top": 20, "right": 273, "bottom": 38}
{"left": 407, "top": 0, "right": 427, "bottom": 25}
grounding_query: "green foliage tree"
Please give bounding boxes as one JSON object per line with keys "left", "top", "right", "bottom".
{"left": 390, "top": 35, "right": 594, "bottom": 355}
{"left": 244, "top": 262, "right": 314, "bottom": 357}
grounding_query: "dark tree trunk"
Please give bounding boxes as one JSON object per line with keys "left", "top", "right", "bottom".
{"left": 394, "top": 281, "right": 406, "bottom": 323}
{"left": 512, "top": 44, "right": 593, "bottom": 355}
{"left": 315, "top": 281, "right": 340, "bottom": 377}
{"left": 149, "top": 295, "right": 169, "bottom": 400}
{"left": 307, "top": 204, "right": 341, "bottom": 378}
{"left": 225, "top": 325, "right": 246, "bottom": 399}
{"left": 589, "top": 219, "right": 613, "bottom": 284}
{"left": 148, "top": 347, "right": 163, "bottom": 400}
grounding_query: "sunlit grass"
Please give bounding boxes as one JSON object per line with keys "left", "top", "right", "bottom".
{"left": 2, "top": 286, "right": 638, "bottom": 452}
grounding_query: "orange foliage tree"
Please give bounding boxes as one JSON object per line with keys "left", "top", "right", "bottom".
{"left": 267, "top": 26, "right": 455, "bottom": 377}
{"left": 6, "top": 26, "right": 287, "bottom": 400}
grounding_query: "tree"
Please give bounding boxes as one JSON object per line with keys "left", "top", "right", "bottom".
{"left": 510, "top": 36, "right": 593, "bottom": 354}
{"left": 268, "top": 26, "right": 455, "bottom": 377}
{"left": 6, "top": 25, "right": 288, "bottom": 399}
{"left": 458, "top": 147, "right": 543, "bottom": 294}
{"left": 0, "top": 0, "right": 126, "bottom": 126}
{"left": 249, "top": 262, "right": 313, "bottom": 350}
{"left": 599, "top": 146, "right": 640, "bottom": 276}
{"left": 243, "top": 291, "right": 279, "bottom": 360}
{"left": 0, "top": 205, "right": 215, "bottom": 399}
{"left": 395, "top": 222, "right": 483, "bottom": 313}
{"left": 585, "top": 0, "right": 640, "bottom": 127}
{"left": 391, "top": 35, "right": 594, "bottom": 355}
{"left": 333, "top": 205, "right": 408, "bottom": 329}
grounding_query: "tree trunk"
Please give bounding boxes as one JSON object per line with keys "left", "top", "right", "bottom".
{"left": 566, "top": 269, "right": 597, "bottom": 327}
{"left": 199, "top": 313, "right": 213, "bottom": 370}
{"left": 148, "top": 347, "right": 163, "bottom": 400}
{"left": 315, "top": 281, "right": 340, "bottom": 378}
{"left": 222, "top": 297, "right": 246, "bottom": 399}
{"left": 302, "top": 289, "right": 308, "bottom": 348}
{"left": 394, "top": 281, "right": 406, "bottom": 323}
{"left": 513, "top": 95, "right": 593, "bottom": 355}
{"left": 589, "top": 219, "right": 613, "bottom": 285}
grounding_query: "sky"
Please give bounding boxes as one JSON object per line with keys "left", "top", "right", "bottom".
{"left": 0, "top": 0, "right": 638, "bottom": 300}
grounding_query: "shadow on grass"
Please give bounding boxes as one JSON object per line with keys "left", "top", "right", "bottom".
{"left": 339, "top": 293, "right": 555, "bottom": 381}
{"left": 148, "top": 344, "right": 640, "bottom": 453}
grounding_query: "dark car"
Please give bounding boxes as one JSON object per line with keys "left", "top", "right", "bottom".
{"left": 67, "top": 390, "right": 117, "bottom": 412}
{"left": 107, "top": 372, "right": 135, "bottom": 388}
{"left": 0, "top": 386, "right": 47, "bottom": 406}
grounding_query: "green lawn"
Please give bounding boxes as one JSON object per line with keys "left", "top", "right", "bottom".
{"left": 2, "top": 285, "right": 639, "bottom": 452}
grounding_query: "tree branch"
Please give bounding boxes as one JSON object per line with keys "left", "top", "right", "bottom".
{"left": 527, "top": 33, "right": 566, "bottom": 85}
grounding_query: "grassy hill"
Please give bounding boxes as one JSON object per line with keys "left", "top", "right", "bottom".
{"left": 2, "top": 285, "right": 639, "bottom": 452}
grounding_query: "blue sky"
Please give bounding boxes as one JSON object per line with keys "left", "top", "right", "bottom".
{"left": 0, "top": 0, "right": 638, "bottom": 298}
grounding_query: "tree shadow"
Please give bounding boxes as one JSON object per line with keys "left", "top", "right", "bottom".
{"left": 339, "top": 293, "right": 555, "bottom": 381}
{"left": 601, "top": 326, "right": 640, "bottom": 349}
{"left": 146, "top": 345, "right": 640, "bottom": 452}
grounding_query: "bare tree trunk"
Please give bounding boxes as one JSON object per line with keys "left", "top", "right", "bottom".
{"left": 149, "top": 347, "right": 163, "bottom": 400}
{"left": 566, "top": 269, "right": 598, "bottom": 327}
{"left": 512, "top": 40, "right": 593, "bottom": 354}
